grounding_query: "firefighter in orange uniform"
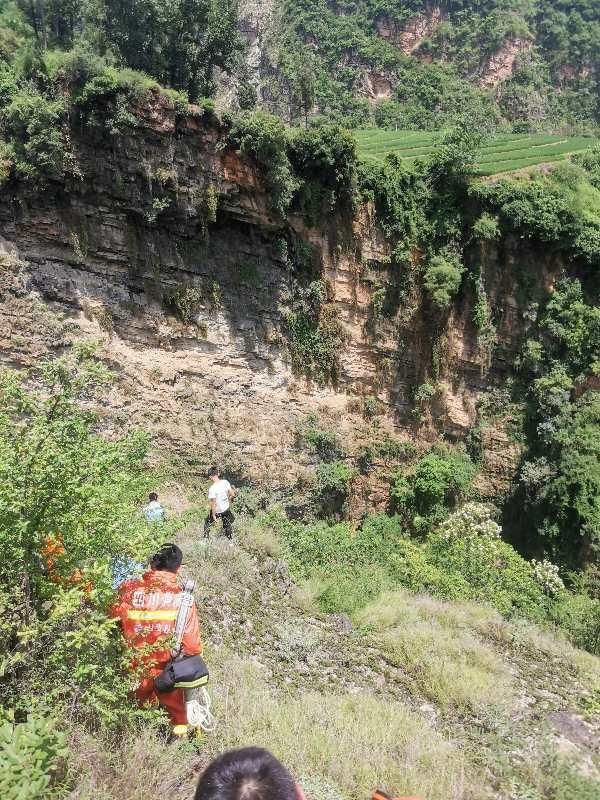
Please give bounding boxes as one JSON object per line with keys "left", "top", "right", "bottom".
{"left": 111, "top": 542, "right": 202, "bottom": 733}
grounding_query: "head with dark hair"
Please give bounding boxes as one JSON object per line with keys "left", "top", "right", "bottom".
{"left": 149, "top": 492, "right": 159, "bottom": 502}
{"left": 194, "top": 747, "right": 298, "bottom": 800}
{"left": 150, "top": 543, "right": 183, "bottom": 573}
{"left": 208, "top": 466, "right": 220, "bottom": 480}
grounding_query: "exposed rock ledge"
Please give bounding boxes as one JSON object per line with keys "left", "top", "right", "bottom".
{"left": 375, "top": 7, "right": 445, "bottom": 55}
{"left": 0, "top": 96, "right": 554, "bottom": 487}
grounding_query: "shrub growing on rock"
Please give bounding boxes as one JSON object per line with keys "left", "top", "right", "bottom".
{"left": 391, "top": 447, "right": 476, "bottom": 529}
{"left": 229, "top": 111, "right": 298, "bottom": 216}
{"left": 1, "top": 90, "right": 70, "bottom": 183}
{"left": 296, "top": 413, "right": 342, "bottom": 462}
{"left": 313, "top": 461, "right": 356, "bottom": 519}
{"left": 424, "top": 251, "right": 465, "bottom": 310}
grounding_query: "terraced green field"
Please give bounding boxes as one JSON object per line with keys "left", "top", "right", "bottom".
{"left": 355, "top": 129, "right": 599, "bottom": 176}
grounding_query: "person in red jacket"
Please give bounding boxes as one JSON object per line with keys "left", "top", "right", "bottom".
{"left": 111, "top": 542, "right": 202, "bottom": 731}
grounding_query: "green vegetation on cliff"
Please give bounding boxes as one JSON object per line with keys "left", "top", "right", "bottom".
{"left": 0, "top": 3, "right": 599, "bottom": 798}
{"left": 2, "top": 399, "right": 599, "bottom": 799}
{"left": 265, "top": 0, "right": 600, "bottom": 132}
{"left": 2, "top": 0, "right": 239, "bottom": 100}
{"left": 3, "top": 0, "right": 599, "bottom": 136}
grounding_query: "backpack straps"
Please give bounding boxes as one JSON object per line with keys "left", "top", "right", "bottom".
{"left": 172, "top": 578, "right": 196, "bottom": 656}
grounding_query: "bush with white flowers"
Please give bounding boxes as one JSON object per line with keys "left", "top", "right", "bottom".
{"left": 428, "top": 503, "right": 547, "bottom": 617}
{"left": 531, "top": 558, "right": 564, "bottom": 595}
{"left": 437, "top": 502, "right": 502, "bottom": 542}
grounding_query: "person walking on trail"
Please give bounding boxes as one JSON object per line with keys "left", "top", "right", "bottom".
{"left": 111, "top": 543, "right": 202, "bottom": 734}
{"left": 204, "top": 467, "right": 235, "bottom": 540}
{"left": 144, "top": 492, "right": 166, "bottom": 523}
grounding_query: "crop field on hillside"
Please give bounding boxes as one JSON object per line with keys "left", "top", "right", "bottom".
{"left": 355, "top": 129, "right": 599, "bottom": 176}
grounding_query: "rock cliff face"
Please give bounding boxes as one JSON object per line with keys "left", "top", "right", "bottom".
{"left": 0, "top": 97, "right": 555, "bottom": 490}
{"left": 479, "top": 38, "right": 533, "bottom": 87}
{"left": 215, "top": 0, "right": 276, "bottom": 112}
{"left": 375, "top": 7, "right": 445, "bottom": 55}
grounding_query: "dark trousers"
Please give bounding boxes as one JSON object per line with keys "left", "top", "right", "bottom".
{"left": 204, "top": 508, "right": 234, "bottom": 539}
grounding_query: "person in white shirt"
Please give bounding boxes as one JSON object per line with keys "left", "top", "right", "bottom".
{"left": 144, "top": 492, "right": 166, "bottom": 523}
{"left": 204, "top": 467, "right": 236, "bottom": 540}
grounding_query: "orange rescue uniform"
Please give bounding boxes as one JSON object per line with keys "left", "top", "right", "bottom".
{"left": 111, "top": 569, "right": 202, "bottom": 726}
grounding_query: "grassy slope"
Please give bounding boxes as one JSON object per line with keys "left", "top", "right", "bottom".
{"left": 355, "top": 130, "right": 599, "bottom": 176}
{"left": 67, "top": 512, "right": 600, "bottom": 800}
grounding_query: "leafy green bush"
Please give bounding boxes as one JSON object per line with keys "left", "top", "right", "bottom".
{"left": 358, "top": 435, "right": 416, "bottom": 472}
{"left": 471, "top": 165, "right": 600, "bottom": 267}
{"left": 164, "top": 279, "right": 222, "bottom": 323}
{"left": 391, "top": 447, "right": 476, "bottom": 528}
{"left": 164, "top": 284, "right": 203, "bottom": 324}
{"left": 386, "top": 541, "right": 470, "bottom": 600}
{"left": 51, "top": 46, "right": 190, "bottom": 118}
{"left": 69, "top": 62, "right": 176, "bottom": 133}
{"left": 1, "top": 89, "right": 70, "bottom": 183}
{"left": 427, "top": 504, "right": 547, "bottom": 619}
{"left": 283, "top": 281, "right": 347, "bottom": 385}
{"left": 413, "top": 381, "right": 437, "bottom": 408}
{"left": 550, "top": 591, "right": 600, "bottom": 655}
{"left": 0, "top": 138, "right": 13, "bottom": 184}
{"left": 472, "top": 212, "right": 500, "bottom": 241}
{"left": 288, "top": 124, "right": 357, "bottom": 223}
{"left": 354, "top": 513, "right": 406, "bottom": 560}
{"left": 471, "top": 275, "right": 495, "bottom": 336}
{"left": 356, "top": 155, "right": 431, "bottom": 243}
{"left": 0, "top": 348, "right": 164, "bottom": 723}
{"left": 0, "top": 713, "right": 68, "bottom": 800}
{"left": 74, "top": 65, "right": 158, "bottom": 107}
{"left": 296, "top": 413, "right": 341, "bottom": 462}
{"left": 231, "top": 485, "right": 270, "bottom": 516}
{"left": 510, "top": 279, "right": 600, "bottom": 566}
{"left": 361, "top": 395, "right": 382, "bottom": 419}
{"left": 229, "top": 111, "right": 298, "bottom": 216}
{"left": 278, "top": 510, "right": 403, "bottom": 576}
{"left": 313, "top": 461, "right": 355, "bottom": 519}
{"left": 424, "top": 251, "right": 465, "bottom": 310}
{"left": 541, "top": 277, "right": 600, "bottom": 376}
{"left": 370, "top": 287, "right": 387, "bottom": 322}
{"left": 473, "top": 177, "right": 570, "bottom": 241}
{"left": 531, "top": 558, "right": 565, "bottom": 595}
{"left": 278, "top": 516, "right": 355, "bottom": 576}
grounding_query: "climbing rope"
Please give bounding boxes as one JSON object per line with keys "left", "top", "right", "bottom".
{"left": 185, "top": 686, "right": 216, "bottom": 732}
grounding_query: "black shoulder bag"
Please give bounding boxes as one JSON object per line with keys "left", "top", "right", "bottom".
{"left": 154, "top": 579, "right": 209, "bottom": 693}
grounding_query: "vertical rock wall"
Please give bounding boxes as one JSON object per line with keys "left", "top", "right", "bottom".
{"left": 0, "top": 98, "right": 558, "bottom": 488}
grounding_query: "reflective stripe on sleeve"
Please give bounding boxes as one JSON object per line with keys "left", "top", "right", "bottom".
{"left": 126, "top": 609, "right": 179, "bottom": 621}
